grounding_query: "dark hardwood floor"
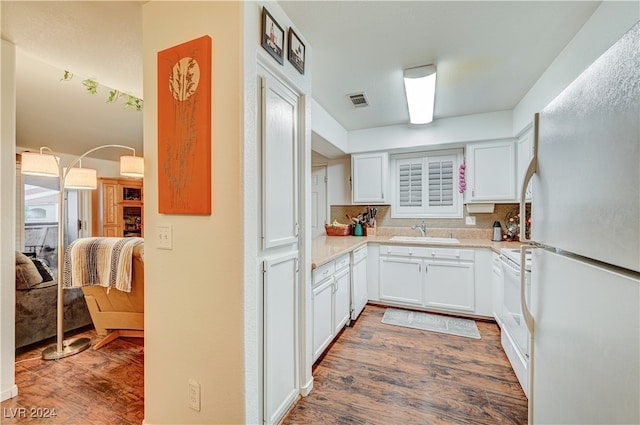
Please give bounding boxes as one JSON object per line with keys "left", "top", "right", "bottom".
{"left": 1, "top": 329, "right": 143, "bottom": 424}
{"left": 3, "top": 306, "right": 527, "bottom": 424}
{"left": 283, "top": 305, "right": 528, "bottom": 425}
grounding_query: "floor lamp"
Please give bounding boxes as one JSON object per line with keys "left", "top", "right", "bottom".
{"left": 21, "top": 145, "right": 144, "bottom": 360}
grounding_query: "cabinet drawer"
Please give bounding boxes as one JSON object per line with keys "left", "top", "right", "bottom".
{"left": 313, "top": 261, "right": 335, "bottom": 285}
{"left": 380, "top": 245, "right": 414, "bottom": 256}
{"left": 430, "top": 248, "right": 474, "bottom": 262}
{"left": 334, "top": 254, "right": 350, "bottom": 272}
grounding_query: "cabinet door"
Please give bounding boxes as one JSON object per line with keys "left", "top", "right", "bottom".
{"left": 466, "top": 140, "right": 516, "bottom": 202}
{"left": 102, "top": 181, "right": 120, "bottom": 227}
{"left": 263, "top": 253, "right": 299, "bottom": 424}
{"left": 424, "top": 260, "right": 475, "bottom": 312}
{"left": 333, "top": 268, "right": 351, "bottom": 333}
{"left": 379, "top": 256, "right": 423, "bottom": 306}
{"left": 261, "top": 75, "right": 299, "bottom": 249}
{"left": 352, "top": 152, "right": 388, "bottom": 204}
{"left": 312, "top": 278, "right": 334, "bottom": 362}
{"left": 517, "top": 129, "right": 533, "bottom": 201}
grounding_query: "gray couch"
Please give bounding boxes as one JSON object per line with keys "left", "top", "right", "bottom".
{"left": 15, "top": 251, "right": 92, "bottom": 349}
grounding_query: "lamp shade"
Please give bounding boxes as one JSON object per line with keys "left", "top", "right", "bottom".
{"left": 403, "top": 65, "right": 437, "bottom": 125}
{"left": 120, "top": 155, "right": 144, "bottom": 178}
{"left": 20, "top": 151, "right": 60, "bottom": 177}
{"left": 64, "top": 167, "right": 97, "bottom": 190}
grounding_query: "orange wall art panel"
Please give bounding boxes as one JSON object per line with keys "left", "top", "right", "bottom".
{"left": 157, "top": 35, "right": 212, "bottom": 214}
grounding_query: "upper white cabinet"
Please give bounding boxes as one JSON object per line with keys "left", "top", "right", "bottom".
{"left": 516, "top": 127, "right": 534, "bottom": 202}
{"left": 465, "top": 140, "right": 516, "bottom": 202}
{"left": 351, "top": 152, "right": 389, "bottom": 204}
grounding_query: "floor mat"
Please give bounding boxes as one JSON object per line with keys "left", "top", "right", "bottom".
{"left": 381, "top": 307, "right": 481, "bottom": 339}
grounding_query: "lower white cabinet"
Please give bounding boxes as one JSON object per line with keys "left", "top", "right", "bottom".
{"left": 423, "top": 260, "right": 475, "bottom": 312}
{"left": 378, "top": 245, "right": 480, "bottom": 315}
{"left": 312, "top": 278, "right": 334, "bottom": 361}
{"left": 379, "top": 256, "right": 423, "bottom": 306}
{"left": 333, "top": 267, "right": 351, "bottom": 333}
{"left": 350, "top": 246, "right": 368, "bottom": 320}
{"left": 312, "top": 254, "right": 351, "bottom": 362}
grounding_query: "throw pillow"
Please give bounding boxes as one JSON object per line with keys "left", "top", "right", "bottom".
{"left": 15, "top": 251, "right": 43, "bottom": 290}
{"left": 32, "top": 258, "right": 55, "bottom": 282}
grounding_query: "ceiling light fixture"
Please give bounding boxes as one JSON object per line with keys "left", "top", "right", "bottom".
{"left": 403, "top": 64, "right": 437, "bottom": 125}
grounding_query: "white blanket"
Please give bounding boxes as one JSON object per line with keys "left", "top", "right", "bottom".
{"left": 63, "top": 237, "right": 143, "bottom": 292}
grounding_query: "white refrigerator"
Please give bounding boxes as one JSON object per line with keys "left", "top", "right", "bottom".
{"left": 520, "top": 21, "right": 640, "bottom": 424}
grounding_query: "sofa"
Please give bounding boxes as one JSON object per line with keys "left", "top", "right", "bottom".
{"left": 15, "top": 251, "right": 92, "bottom": 349}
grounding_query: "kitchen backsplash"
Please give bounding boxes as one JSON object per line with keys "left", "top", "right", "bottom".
{"left": 330, "top": 203, "right": 522, "bottom": 239}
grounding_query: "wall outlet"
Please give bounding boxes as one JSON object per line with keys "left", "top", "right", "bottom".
{"left": 157, "top": 225, "right": 173, "bottom": 250}
{"left": 188, "top": 379, "right": 201, "bottom": 411}
{"left": 465, "top": 216, "right": 476, "bottom": 226}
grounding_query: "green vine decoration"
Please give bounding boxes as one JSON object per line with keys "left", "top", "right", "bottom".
{"left": 60, "top": 70, "right": 143, "bottom": 111}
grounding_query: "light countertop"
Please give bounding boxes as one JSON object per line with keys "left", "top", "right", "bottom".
{"left": 311, "top": 235, "right": 522, "bottom": 269}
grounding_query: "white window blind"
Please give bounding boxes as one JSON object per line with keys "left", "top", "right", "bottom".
{"left": 428, "top": 159, "right": 454, "bottom": 206}
{"left": 399, "top": 162, "right": 423, "bottom": 207}
{"left": 392, "top": 151, "right": 462, "bottom": 218}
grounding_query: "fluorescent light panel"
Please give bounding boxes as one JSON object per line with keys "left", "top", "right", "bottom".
{"left": 403, "top": 65, "right": 437, "bottom": 124}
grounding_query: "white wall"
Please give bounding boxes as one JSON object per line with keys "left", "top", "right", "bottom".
{"left": 513, "top": 1, "right": 640, "bottom": 134}
{"left": 327, "top": 156, "right": 351, "bottom": 206}
{"left": 348, "top": 110, "right": 513, "bottom": 153}
{"left": 142, "top": 2, "right": 244, "bottom": 424}
{"left": 0, "top": 39, "right": 18, "bottom": 402}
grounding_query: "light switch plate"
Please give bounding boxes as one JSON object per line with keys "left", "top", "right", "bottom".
{"left": 156, "top": 225, "right": 173, "bottom": 250}
{"left": 465, "top": 216, "right": 476, "bottom": 226}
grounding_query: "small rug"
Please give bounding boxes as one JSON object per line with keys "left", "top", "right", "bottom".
{"left": 381, "top": 308, "right": 481, "bottom": 339}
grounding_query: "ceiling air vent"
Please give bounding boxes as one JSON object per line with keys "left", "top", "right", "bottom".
{"left": 347, "top": 92, "right": 369, "bottom": 108}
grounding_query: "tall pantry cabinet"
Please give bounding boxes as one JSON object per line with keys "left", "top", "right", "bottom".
{"left": 92, "top": 177, "right": 144, "bottom": 238}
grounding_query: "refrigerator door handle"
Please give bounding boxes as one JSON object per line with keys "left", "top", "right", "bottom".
{"left": 520, "top": 245, "right": 535, "bottom": 334}
{"left": 519, "top": 113, "right": 539, "bottom": 243}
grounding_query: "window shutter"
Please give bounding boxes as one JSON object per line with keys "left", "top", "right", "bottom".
{"left": 399, "top": 162, "right": 423, "bottom": 207}
{"left": 428, "top": 159, "right": 454, "bottom": 207}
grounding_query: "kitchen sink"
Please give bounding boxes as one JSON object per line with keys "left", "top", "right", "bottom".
{"left": 389, "top": 236, "right": 460, "bottom": 244}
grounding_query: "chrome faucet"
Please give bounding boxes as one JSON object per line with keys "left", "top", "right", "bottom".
{"left": 411, "top": 221, "right": 427, "bottom": 237}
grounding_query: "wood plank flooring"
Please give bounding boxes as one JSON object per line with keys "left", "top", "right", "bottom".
{"left": 1, "top": 328, "right": 144, "bottom": 424}
{"left": 283, "top": 305, "right": 528, "bottom": 425}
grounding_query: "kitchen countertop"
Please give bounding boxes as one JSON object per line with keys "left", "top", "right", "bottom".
{"left": 311, "top": 235, "right": 522, "bottom": 269}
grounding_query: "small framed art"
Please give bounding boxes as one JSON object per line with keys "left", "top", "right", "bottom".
{"left": 261, "top": 7, "right": 284, "bottom": 65}
{"left": 288, "top": 28, "right": 305, "bottom": 74}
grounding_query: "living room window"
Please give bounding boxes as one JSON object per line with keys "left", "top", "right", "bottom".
{"left": 390, "top": 149, "right": 463, "bottom": 218}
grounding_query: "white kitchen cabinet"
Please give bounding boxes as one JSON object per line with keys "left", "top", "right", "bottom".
{"left": 379, "top": 252, "right": 423, "bottom": 307}
{"left": 333, "top": 267, "right": 351, "bottom": 333}
{"left": 312, "top": 277, "right": 334, "bottom": 361}
{"left": 351, "top": 152, "right": 389, "bottom": 204}
{"left": 312, "top": 253, "right": 351, "bottom": 362}
{"left": 516, "top": 127, "right": 534, "bottom": 201}
{"left": 465, "top": 140, "right": 516, "bottom": 202}
{"left": 424, "top": 258, "right": 475, "bottom": 313}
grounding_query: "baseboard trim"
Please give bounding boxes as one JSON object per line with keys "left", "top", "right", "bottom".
{"left": 0, "top": 384, "right": 18, "bottom": 402}
{"left": 300, "top": 377, "right": 313, "bottom": 396}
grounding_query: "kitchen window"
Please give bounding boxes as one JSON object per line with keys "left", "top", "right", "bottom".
{"left": 391, "top": 150, "right": 463, "bottom": 218}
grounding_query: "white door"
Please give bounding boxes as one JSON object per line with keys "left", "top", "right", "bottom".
{"left": 259, "top": 69, "right": 301, "bottom": 425}
{"left": 311, "top": 166, "right": 327, "bottom": 239}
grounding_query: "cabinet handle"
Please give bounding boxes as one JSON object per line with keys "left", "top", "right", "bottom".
{"left": 425, "top": 265, "right": 428, "bottom": 273}
{"left": 419, "top": 264, "right": 421, "bottom": 272}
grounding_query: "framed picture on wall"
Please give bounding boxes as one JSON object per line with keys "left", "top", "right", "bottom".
{"left": 261, "top": 7, "right": 284, "bottom": 65}
{"left": 288, "top": 28, "right": 305, "bottom": 74}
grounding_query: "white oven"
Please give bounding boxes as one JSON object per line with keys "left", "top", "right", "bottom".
{"left": 498, "top": 248, "right": 531, "bottom": 398}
